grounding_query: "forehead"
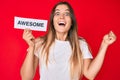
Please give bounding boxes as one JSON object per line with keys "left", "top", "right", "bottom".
{"left": 55, "top": 4, "right": 70, "bottom": 11}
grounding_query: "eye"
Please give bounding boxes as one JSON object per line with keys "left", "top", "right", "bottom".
{"left": 54, "top": 12, "right": 60, "bottom": 16}
{"left": 64, "top": 12, "right": 71, "bottom": 16}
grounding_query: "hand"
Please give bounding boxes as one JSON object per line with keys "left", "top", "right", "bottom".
{"left": 102, "top": 31, "right": 117, "bottom": 46}
{"left": 23, "top": 29, "right": 35, "bottom": 47}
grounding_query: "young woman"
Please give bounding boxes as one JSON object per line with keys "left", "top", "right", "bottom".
{"left": 20, "top": 1, "right": 116, "bottom": 80}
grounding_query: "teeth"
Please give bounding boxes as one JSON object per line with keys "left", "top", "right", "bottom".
{"left": 58, "top": 22, "right": 65, "bottom": 25}
{"left": 59, "top": 22, "right": 65, "bottom": 24}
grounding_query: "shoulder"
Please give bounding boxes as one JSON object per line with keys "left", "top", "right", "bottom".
{"left": 78, "top": 36, "right": 87, "bottom": 44}
{"left": 78, "top": 36, "right": 90, "bottom": 49}
{"left": 78, "top": 37, "right": 93, "bottom": 59}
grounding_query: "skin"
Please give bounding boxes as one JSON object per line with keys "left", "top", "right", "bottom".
{"left": 53, "top": 4, "right": 72, "bottom": 40}
{"left": 20, "top": 4, "right": 117, "bottom": 80}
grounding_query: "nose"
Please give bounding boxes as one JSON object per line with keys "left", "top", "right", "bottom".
{"left": 60, "top": 13, "right": 64, "bottom": 19}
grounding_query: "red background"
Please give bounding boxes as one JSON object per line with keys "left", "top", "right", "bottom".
{"left": 0, "top": 0, "right": 120, "bottom": 80}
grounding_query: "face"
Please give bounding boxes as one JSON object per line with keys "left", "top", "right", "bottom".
{"left": 53, "top": 4, "right": 72, "bottom": 34}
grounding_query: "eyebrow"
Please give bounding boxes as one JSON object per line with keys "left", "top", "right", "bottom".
{"left": 55, "top": 9, "right": 70, "bottom": 12}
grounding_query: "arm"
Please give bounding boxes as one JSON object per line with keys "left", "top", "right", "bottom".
{"left": 83, "top": 31, "right": 116, "bottom": 80}
{"left": 20, "top": 29, "right": 39, "bottom": 80}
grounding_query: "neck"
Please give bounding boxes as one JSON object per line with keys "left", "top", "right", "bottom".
{"left": 56, "top": 32, "right": 68, "bottom": 41}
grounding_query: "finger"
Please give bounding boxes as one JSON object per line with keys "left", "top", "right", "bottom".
{"left": 111, "top": 31, "right": 116, "bottom": 38}
{"left": 23, "top": 29, "right": 30, "bottom": 35}
{"left": 23, "top": 32, "right": 33, "bottom": 41}
{"left": 109, "top": 31, "right": 116, "bottom": 39}
{"left": 108, "top": 36, "right": 113, "bottom": 40}
{"left": 28, "top": 36, "right": 35, "bottom": 41}
{"left": 24, "top": 28, "right": 31, "bottom": 33}
{"left": 23, "top": 29, "right": 26, "bottom": 35}
{"left": 24, "top": 29, "right": 32, "bottom": 36}
{"left": 28, "top": 35, "right": 35, "bottom": 40}
{"left": 108, "top": 31, "right": 112, "bottom": 37}
{"left": 27, "top": 33, "right": 35, "bottom": 39}
{"left": 25, "top": 28, "right": 31, "bottom": 31}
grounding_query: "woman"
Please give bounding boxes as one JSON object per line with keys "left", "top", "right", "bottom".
{"left": 20, "top": 1, "right": 116, "bottom": 80}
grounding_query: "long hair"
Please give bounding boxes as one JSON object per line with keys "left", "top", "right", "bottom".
{"left": 41, "top": 1, "right": 83, "bottom": 80}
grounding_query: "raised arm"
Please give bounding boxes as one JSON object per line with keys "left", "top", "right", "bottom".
{"left": 83, "top": 31, "right": 116, "bottom": 80}
{"left": 20, "top": 29, "right": 39, "bottom": 80}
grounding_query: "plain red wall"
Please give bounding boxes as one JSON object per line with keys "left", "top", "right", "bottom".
{"left": 0, "top": 0, "right": 120, "bottom": 80}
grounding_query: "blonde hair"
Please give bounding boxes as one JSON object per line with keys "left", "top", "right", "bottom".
{"left": 40, "top": 1, "right": 83, "bottom": 80}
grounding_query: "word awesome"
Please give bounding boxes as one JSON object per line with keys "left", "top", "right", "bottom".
{"left": 17, "top": 20, "right": 44, "bottom": 27}
{"left": 14, "top": 16, "right": 48, "bottom": 31}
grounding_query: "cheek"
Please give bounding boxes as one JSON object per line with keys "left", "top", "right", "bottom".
{"left": 66, "top": 19, "right": 72, "bottom": 30}
{"left": 67, "top": 18, "right": 72, "bottom": 26}
{"left": 53, "top": 17, "right": 57, "bottom": 25}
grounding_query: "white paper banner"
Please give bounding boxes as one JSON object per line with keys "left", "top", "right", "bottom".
{"left": 14, "top": 16, "right": 48, "bottom": 31}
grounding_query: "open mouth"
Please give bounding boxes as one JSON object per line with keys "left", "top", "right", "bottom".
{"left": 58, "top": 22, "right": 66, "bottom": 27}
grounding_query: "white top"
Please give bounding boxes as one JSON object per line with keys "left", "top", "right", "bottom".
{"left": 35, "top": 39, "right": 93, "bottom": 80}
